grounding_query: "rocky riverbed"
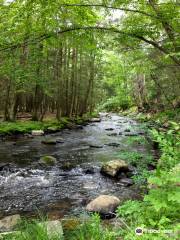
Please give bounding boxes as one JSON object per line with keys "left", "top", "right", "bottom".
{"left": 0, "top": 113, "right": 155, "bottom": 221}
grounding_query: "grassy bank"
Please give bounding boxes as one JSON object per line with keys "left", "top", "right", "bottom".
{"left": 0, "top": 112, "right": 99, "bottom": 136}
{"left": 116, "top": 120, "right": 180, "bottom": 239}
{"left": 1, "top": 215, "right": 117, "bottom": 240}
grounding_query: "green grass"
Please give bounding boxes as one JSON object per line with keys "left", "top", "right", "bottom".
{"left": 135, "top": 109, "right": 180, "bottom": 123}
{"left": 1, "top": 220, "right": 63, "bottom": 240}
{"left": 115, "top": 150, "right": 155, "bottom": 185}
{"left": 0, "top": 120, "right": 65, "bottom": 135}
{"left": 116, "top": 151, "right": 154, "bottom": 167}
{"left": 64, "top": 214, "right": 118, "bottom": 240}
{"left": 0, "top": 115, "right": 90, "bottom": 135}
{"left": 124, "top": 135, "right": 148, "bottom": 146}
{"left": 116, "top": 122, "right": 180, "bottom": 240}
{"left": 1, "top": 215, "right": 118, "bottom": 240}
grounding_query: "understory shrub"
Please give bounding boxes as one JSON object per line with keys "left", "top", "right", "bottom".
{"left": 116, "top": 121, "right": 180, "bottom": 239}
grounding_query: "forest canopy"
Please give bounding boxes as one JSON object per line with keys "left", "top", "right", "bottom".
{"left": 0, "top": 0, "right": 179, "bottom": 121}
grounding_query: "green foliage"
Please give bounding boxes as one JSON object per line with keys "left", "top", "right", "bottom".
{"left": 116, "top": 123, "right": 180, "bottom": 239}
{"left": 0, "top": 121, "right": 44, "bottom": 135}
{"left": 1, "top": 215, "right": 119, "bottom": 240}
{"left": 0, "top": 119, "right": 68, "bottom": 135}
{"left": 116, "top": 149, "right": 154, "bottom": 185}
{"left": 65, "top": 214, "right": 117, "bottom": 240}
{"left": 117, "top": 150, "right": 154, "bottom": 169}
{"left": 100, "top": 96, "right": 131, "bottom": 112}
{"left": 1, "top": 220, "right": 62, "bottom": 240}
{"left": 124, "top": 136, "right": 147, "bottom": 145}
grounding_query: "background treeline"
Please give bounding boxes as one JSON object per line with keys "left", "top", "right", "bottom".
{"left": 0, "top": 33, "right": 102, "bottom": 121}
{"left": 0, "top": 0, "right": 179, "bottom": 121}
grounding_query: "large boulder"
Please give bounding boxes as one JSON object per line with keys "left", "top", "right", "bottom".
{"left": 101, "top": 160, "right": 129, "bottom": 177}
{"left": 31, "top": 130, "right": 44, "bottom": 136}
{"left": 86, "top": 195, "right": 120, "bottom": 217}
{"left": 0, "top": 214, "right": 21, "bottom": 232}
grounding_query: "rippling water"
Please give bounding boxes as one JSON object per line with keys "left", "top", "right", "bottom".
{"left": 0, "top": 114, "right": 151, "bottom": 219}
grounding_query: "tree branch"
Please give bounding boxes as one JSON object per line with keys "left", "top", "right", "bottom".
{"left": 0, "top": 26, "right": 179, "bottom": 66}
{"left": 60, "top": 4, "right": 157, "bottom": 19}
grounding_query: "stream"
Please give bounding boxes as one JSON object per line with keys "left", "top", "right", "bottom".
{"left": 0, "top": 114, "right": 153, "bottom": 219}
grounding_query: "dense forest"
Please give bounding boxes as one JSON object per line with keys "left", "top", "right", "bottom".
{"left": 0, "top": 0, "right": 179, "bottom": 121}
{"left": 0, "top": 1, "right": 179, "bottom": 240}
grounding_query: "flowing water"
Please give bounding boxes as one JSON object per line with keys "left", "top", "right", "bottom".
{"left": 0, "top": 114, "right": 153, "bottom": 219}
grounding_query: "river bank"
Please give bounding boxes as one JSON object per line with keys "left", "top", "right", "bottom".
{"left": 0, "top": 112, "right": 179, "bottom": 239}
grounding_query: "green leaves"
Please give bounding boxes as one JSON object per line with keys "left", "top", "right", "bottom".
{"left": 116, "top": 122, "right": 180, "bottom": 239}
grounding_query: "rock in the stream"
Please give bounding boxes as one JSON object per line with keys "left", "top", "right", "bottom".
{"left": 107, "top": 133, "right": 118, "bottom": 136}
{"left": 106, "top": 143, "right": 120, "bottom": 147}
{"left": 0, "top": 163, "right": 11, "bottom": 172}
{"left": 105, "top": 128, "right": 114, "bottom": 131}
{"left": 56, "top": 138, "right": 64, "bottom": 144}
{"left": 124, "top": 132, "right": 138, "bottom": 136}
{"left": 41, "top": 139, "right": 57, "bottom": 145}
{"left": 84, "top": 167, "right": 95, "bottom": 174}
{"left": 83, "top": 182, "right": 98, "bottom": 190}
{"left": 124, "top": 129, "right": 131, "bottom": 132}
{"left": 66, "top": 123, "right": 77, "bottom": 129}
{"left": 101, "top": 160, "right": 129, "bottom": 177}
{"left": 86, "top": 195, "right": 120, "bottom": 217}
{"left": 40, "top": 155, "right": 57, "bottom": 166}
{"left": 76, "top": 125, "right": 84, "bottom": 130}
{"left": 0, "top": 214, "right": 21, "bottom": 232}
{"left": 89, "top": 118, "right": 101, "bottom": 123}
{"left": 119, "top": 178, "right": 134, "bottom": 187}
{"left": 138, "top": 131, "right": 145, "bottom": 135}
{"left": 61, "top": 162, "right": 75, "bottom": 171}
{"left": 89, "top": 144, "right": 103, "bottom": 148}
{"left": 31, "top": 130, "right": 44, "bottom": 136}
{"left": 47, "top": 126, "right": 59, "bottom": 133}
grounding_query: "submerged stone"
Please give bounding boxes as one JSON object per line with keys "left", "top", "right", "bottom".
{"left": 84, "top": 167, "right": 95, "bottom": 174}
{"left": 89, "top": 144, "right": 103, "bottom": 148}
{"left": 105, "top": 128, "right": 114, "bottom": 131}
{"left": 107, "top": 133, "right": 118, "bottom": 136}
{"left": 119, "top": 178, "right": 134, "bottom": 186}
{"left": 106, "top": 143, "right": 120, "bottom": 147}
{"left": 61, "top": 162, "right": 75, "bottom": 171}
{"left": 56, "top": 138, "right": 64, "bottom": 144}
{"left": 41, "top": 139, "right": 57, "bottom": 145}
{"left": 124, "top": 132, "right": 138, "bottom": 136}
{"left": 40, "top": 155, "right": 57, "bottom": 165}
{"left": 124, "top": 129, "right": 131, "bottom": 132}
